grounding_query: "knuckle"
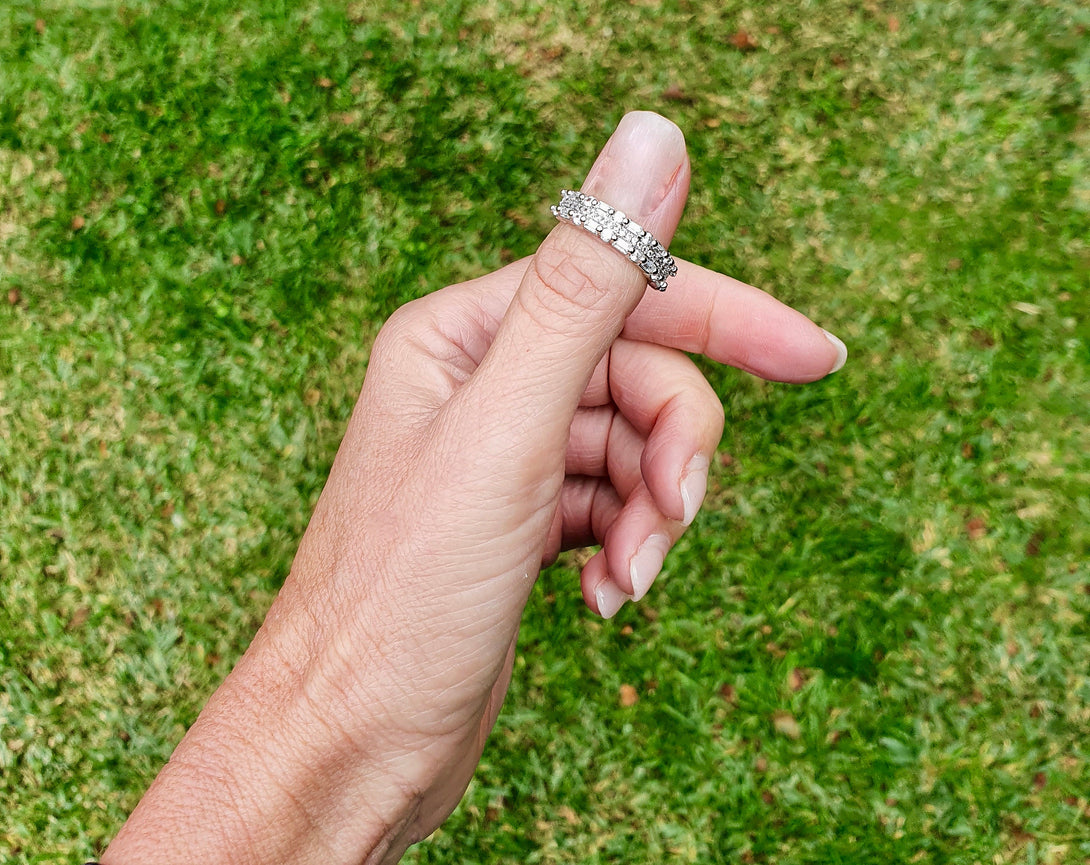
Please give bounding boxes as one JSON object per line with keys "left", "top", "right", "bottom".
{"left": 371, "top": 297, "right": 428, "bottom": 360}
{"left": 530, "top": 239, "right": 620, "bottom": 320}
{"left": 704, "top": 378, "right": 727, "bottom": 431}
{"left": 710, "top": 402, "right": 726, "bottom": 443}
{"left": 381, "top": 297, "right": 426, "bottom": 336}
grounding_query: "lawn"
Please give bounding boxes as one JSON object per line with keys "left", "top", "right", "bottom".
{"left": 1, "top": 0, "right": 1088, "bottom": 862}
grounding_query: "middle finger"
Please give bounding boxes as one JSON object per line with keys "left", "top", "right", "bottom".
{"left": 569, "top": 338, "right": 724, "bottom": 524}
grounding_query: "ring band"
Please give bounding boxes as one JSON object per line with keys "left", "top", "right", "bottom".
{"left": 551, "top": 189, "right": 677, "bottom": 292}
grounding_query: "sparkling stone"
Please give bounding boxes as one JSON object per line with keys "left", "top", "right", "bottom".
{"left": 612, "top": 210, "right": 627, "bottom": 223}
{"left": 600, "top": 227, "right": 616, "bottom": 242}
{"left": 614, "top": 238, "right": 633, "bottom": 253}
{"left": 584, "top": 219, "right": 601, "bottom": 233}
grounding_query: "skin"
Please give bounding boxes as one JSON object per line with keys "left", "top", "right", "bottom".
{"left": 100, "top": 111, "right": 846, "bottom": 865}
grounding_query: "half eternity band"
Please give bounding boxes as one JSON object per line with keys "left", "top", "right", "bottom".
{"left": 551, "top": 189, "right": 678, "bottom": 292}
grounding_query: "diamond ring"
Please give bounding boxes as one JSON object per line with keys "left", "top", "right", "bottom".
{"left": 550, "top": 189, "right": 678, "bottom": 292}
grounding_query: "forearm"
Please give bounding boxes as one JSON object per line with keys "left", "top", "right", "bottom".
{"left": 101, "top": 574, "right": 425, "bottom": 865}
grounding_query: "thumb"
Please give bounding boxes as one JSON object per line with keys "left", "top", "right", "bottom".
{"left": 466, "top": 111, "right": 690, "bottom": 441}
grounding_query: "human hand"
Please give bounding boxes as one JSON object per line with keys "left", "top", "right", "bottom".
{"left": 102, "top": 111, "right": 845, "bottom": 865}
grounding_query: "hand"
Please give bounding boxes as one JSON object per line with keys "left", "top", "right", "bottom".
{"left": 101, "top": 112, "right": 845, "bottom": 865}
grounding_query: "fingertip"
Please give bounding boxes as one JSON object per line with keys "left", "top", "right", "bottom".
{"left": 583, "top": 551, "right": 631, "bottom": 618}
{"left": 595, "top": 580, "right": 631, "bottom": 619}
{"left": 747, "top": 314, "right": 848, "bottom": 384}
{"left": 628, "top": 533, "right": 670, "bottom": 602}
{"left": 821, "top": 329, "right": 848, "bottom": 374}
{"left": 581, "top": 111, "right": 689, "bottom": 240}
{"left": 680, "top": 454, "right": 709, "bottom": 526}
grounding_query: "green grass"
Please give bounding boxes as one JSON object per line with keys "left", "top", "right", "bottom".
{"left": 2, "top": 0, "right": 1088, "bottom": 862}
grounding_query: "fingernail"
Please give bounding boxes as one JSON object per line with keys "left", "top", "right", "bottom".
{"left": 628, "top": 534, "right": 671, "bottom": 602}
{"left": 821, "top": 329, "right": 848, "bottom": 374}
{"left": 595, "top": 581, "right": 631, "bottom": 619}
{"left": 680, "top": 454, "right": 709, "bottom": 526}
{"left": 583, "top": 111, "right": 687, "bottom": 220}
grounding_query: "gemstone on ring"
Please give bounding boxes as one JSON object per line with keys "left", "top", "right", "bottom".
{"left": 550, "top": 189, "right": 677, "bottom": 292}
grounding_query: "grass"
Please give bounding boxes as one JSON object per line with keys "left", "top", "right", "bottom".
{"left": 1, "top": 0, "right": 1088, "bottom": 862}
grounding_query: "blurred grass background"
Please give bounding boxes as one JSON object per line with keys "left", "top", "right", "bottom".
{"left": 1, "top": 0, "right": 1088, "bottom": 862}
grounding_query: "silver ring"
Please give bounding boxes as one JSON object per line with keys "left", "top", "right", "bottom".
{"left": 551, "top": 189, "right": 677, "bottom": 292}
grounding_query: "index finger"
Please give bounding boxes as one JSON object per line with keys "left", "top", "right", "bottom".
{"left": 452, "top": 255, "right": 846, "bottom": 384}
{"left": 622, "top": 258, "right": 846, "bottom": 383}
